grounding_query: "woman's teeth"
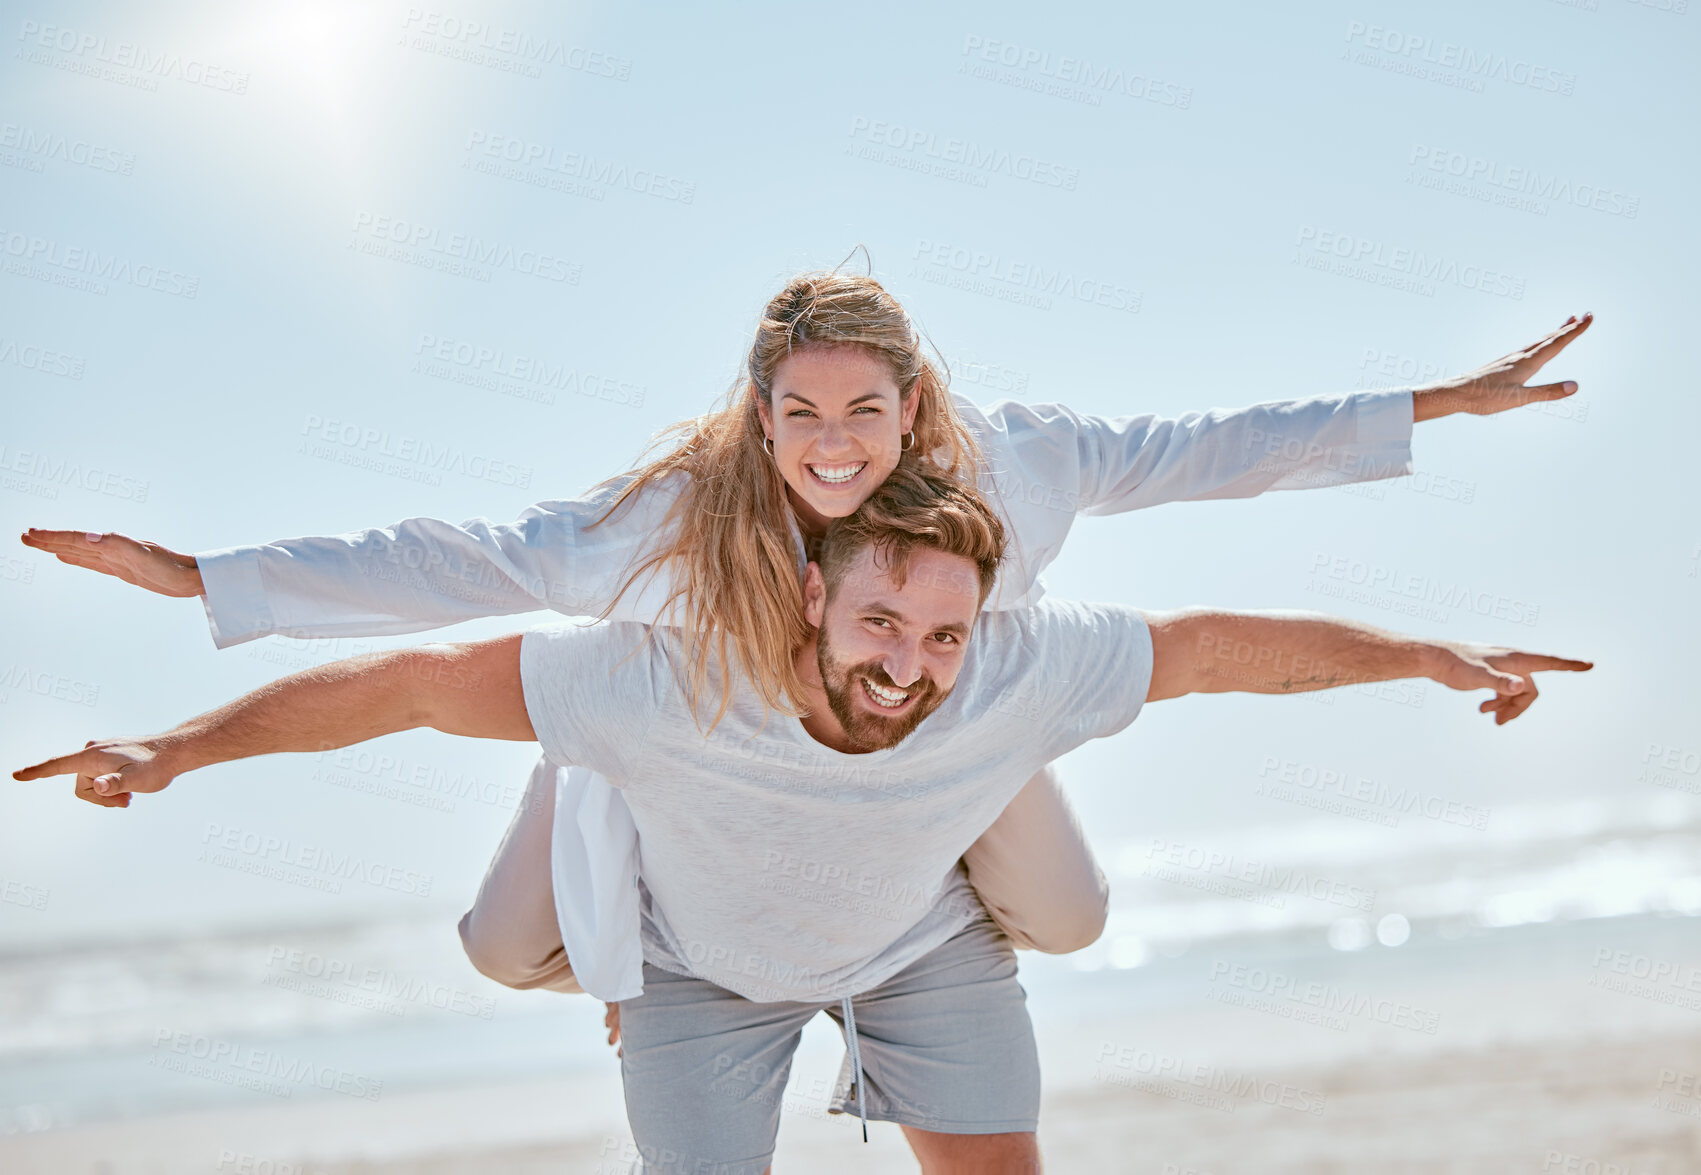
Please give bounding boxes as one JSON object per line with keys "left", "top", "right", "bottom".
{"left": 862, "top": 678, "right": 911, "bottom": 709}
{"left": 809, "top": 462, "right": 866, "bottom": 485}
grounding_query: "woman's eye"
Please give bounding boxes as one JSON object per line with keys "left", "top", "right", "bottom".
{"left": 852, "top": 405, "right": 880, "bottom": 415}
{"left": 787, "top": 409, "right": 815, "bottom": 418}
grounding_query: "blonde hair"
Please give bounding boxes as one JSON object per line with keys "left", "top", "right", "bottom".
{"left": 590, "top": 263, "right": 985, "bottom": 729}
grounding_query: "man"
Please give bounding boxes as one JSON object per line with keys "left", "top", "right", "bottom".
{"left": 16, "top": 469, "right": 1591, "bottom": 1174}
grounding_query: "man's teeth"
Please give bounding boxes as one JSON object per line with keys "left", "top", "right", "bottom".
{"left": 862, "top": 678, "right": 911, "bottom": 709}
{"left": 810, "top": 462, "right": 866, "bottom": 485}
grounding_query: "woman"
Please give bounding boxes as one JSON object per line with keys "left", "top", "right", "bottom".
{"left": 22, "top": 266, "right": 1590, "bottom": 1012}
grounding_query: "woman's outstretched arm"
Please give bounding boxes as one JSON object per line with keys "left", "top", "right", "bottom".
{"left": 979, "top": 312, "right": 1591, "bottom": 522}
{"left": 20, "top": 473, "right": 682, "bottom": 648}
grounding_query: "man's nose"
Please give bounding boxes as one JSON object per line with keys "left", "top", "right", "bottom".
{"left": 884, "top": 643, "right": 923, "bottom": 689}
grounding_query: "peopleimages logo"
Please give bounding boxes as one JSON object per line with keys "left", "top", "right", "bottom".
{"left": 1293, "top": 225, "right": 1526, "bottom": 301}
{"left": 1256, "top": 757, "right": 1489, "bottom": 830}
{"left": 0, "top": 336, "right": 86, "bottom": 379}
{"left": 199, "top": 822, "right": 433, "bottom": 898}
{"left": 847, "top": 116, "right": 1080, "bottom": 190}
{"left": 1093, "top": 1042, "right": 1327, "bottom": 1116}
{"left": 412, "top": 333, "right": 647, "bottom": 408}
{"left": 464, "top": 131, "right": 694, "bottom": 203}
{"left": 1207, "top": 961, "right": 1441, "bottom": 1034}
{"left": 1307, "top": 552, "right": 1540, "bottom": 626}
{"left": 14, "top": 20, "right": 251, "bottom": 93}
{"left": 910, "top": 239, "right": 1141, "bottom": 313}
{"left": 298, "top": 413, "right": 534, "bottom": 489}
{"left": 1142, "top": 838, "right": 1376, "bottom": 912}
{"left": 958, "top": 35, "right": 1194, "bottom": 108}
{"left": 1343, "top": 22, "right": 1576, "bottom": 96}
{"left": 0, "top": 122, "right": 136, "bottom": 174}
{"left": 150, "top": 1029, "right": 382, "bottom": 1101}
{"left": 0, "top": 444, "right": 149, "bottom": 502}
{"left": 1408, "top": 146, "right": 1639, "bottom": 218}
{"left": 350, "top": 212, "right": 579, "bottom": 284}
{"left": 400, "top": 8, "right": 632, "bottom": 80}
{"left": 0, "top": 228, "right": 199, "bottom": 297}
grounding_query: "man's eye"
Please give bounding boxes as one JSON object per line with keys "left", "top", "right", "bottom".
{"left": 866, "top": 617, "right": 891, "bottom": 628}
{"left": 931, "top": 633, "right": 957, "bottom": 645}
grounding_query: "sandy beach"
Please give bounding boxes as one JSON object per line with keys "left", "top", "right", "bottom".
{"left": 6, "top": 1027, "right": 1698, "bottom": 1173}
{"left": 8, "top": 910, "right": 1701, "bottom": 1174}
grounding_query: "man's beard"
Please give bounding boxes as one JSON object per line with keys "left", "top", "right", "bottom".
{"left": 815, "top": 624, "right": 946, "bottom": 751}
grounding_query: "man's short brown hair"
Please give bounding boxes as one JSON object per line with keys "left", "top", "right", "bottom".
{"left": 817, "top": 463, "right": 1007, "bottom": 607}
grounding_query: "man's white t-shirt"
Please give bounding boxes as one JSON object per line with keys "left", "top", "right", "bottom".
{"left": 518, "top": 599, "right": 1155, "bottom": 1003}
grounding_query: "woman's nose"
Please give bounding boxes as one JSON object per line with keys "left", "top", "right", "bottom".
{"left": 812, "top": 421, "right": 855, "bottom": 455}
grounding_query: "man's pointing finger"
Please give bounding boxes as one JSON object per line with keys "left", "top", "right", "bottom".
{"left": 1518, "top": 654, "right": 1594, "bottom": 673}
{"left": 14, "top": 748, "right": 111, "bottom": 782}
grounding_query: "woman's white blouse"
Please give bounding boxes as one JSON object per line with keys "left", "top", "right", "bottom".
{"left": 195, "top": 388, "right": 1415, "bottom": 999}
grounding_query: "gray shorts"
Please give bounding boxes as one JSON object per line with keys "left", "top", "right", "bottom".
{"left": 615, "top": 916, "right": 1039, "bottom": 1174}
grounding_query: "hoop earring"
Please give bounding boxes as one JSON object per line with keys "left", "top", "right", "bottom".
{"left": 900, "top": 431, "right": 915, "bottom": 452}
{"left": 763, "top": 436, "right": 775, "bottom": 458}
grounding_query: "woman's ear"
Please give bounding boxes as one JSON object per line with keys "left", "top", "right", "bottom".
{"left": 756, "top": 398, "right": 774, "bottom": 442}
{"left": 899, "top": 389, "right": 920, "bottom": 434}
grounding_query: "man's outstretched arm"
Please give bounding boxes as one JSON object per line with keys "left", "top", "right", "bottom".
{"left": 11, "top": 635, "right": 532, "bottom": 807}
{"left": 1142, "top": 608, "right": 1592, "bottom": 723}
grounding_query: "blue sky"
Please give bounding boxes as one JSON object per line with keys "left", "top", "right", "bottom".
{"left": 2, "top": 0, "right": 1696, "bottom": 945}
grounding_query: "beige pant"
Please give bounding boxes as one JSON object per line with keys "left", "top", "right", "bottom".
{"left": 456, "top": 764, "right": 1109, "bottom": 995}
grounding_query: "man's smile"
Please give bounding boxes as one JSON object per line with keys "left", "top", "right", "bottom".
{"left": 860, "top": 675, "right": 914, "bottom": 711}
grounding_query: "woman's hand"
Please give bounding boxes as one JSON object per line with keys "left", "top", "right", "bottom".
{"left": 20, "top": 529, "right": 205, "bottom": 597}
{"left": 1412, "top": 312, "right": 1593, "bottom": 421}
{"left": 604, "top": 1002, "right": 623, "bottom": 1057}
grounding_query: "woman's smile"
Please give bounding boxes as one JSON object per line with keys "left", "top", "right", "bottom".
{"left": 807, "top": 460, "right": 869, "bottom": 487}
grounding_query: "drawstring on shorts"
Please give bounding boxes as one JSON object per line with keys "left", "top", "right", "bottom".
{"left": 840, "top": 996, "right": 868, "bottom": 1142}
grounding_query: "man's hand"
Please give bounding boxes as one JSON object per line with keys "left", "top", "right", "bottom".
{"left": 1425, "top": 643, "right": 1594, "bottom": 724}
{"left": 13, "top": 737, "right": 183, "bottom": 807}
{"left": 19, "top": 529, "right": 204, "bottom": 597}
{"left": 1411, "top": 312, "right": 1593, "bottom": 421}
{"left": 13, "top": 637, "right": 534, "bottom": 815}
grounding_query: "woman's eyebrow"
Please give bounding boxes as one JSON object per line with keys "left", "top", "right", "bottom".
{"left": 780, "top": 391, "right": 888, "bottom": 407}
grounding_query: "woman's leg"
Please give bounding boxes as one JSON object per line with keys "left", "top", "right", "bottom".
{"left": 456, "top": 756, "right": 583, "bottom": 993}
{"left": 961, "top": 763, "right": 1108, "bottom": 954}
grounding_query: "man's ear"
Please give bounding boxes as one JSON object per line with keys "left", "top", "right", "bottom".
{"left": 803, "top": 562, "right": 827, "bottom": 629}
